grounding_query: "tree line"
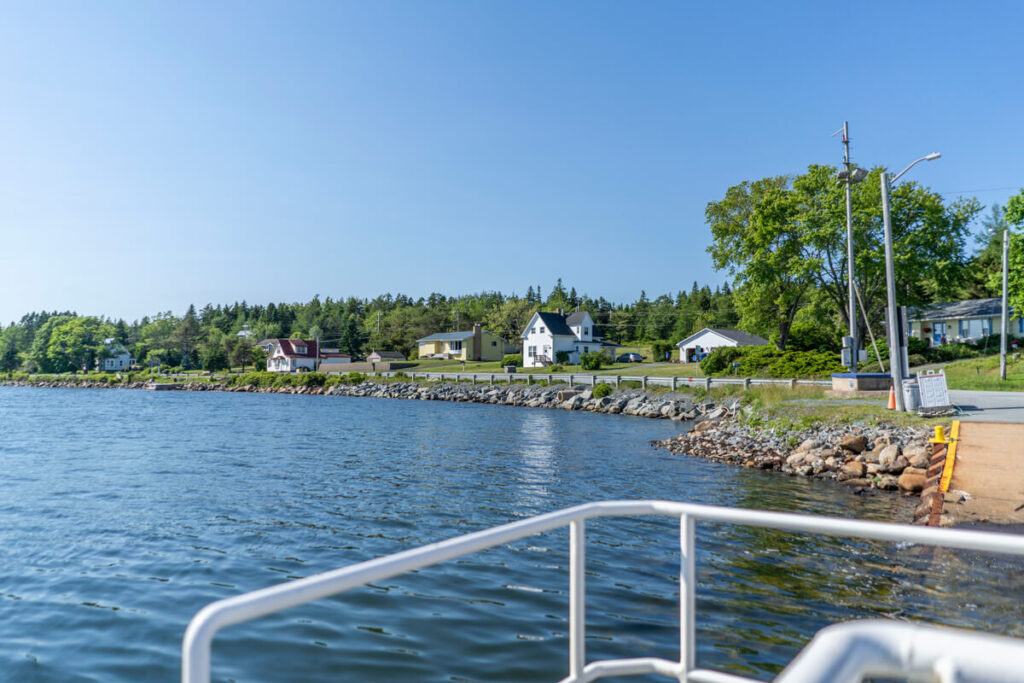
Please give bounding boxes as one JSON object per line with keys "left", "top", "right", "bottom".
{"left": 0, "top": 280, "right": 739, "bottom": 373}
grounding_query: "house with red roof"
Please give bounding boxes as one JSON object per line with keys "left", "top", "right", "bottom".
{"left": 266, "top": 339, "right": 352, "bottom": 372}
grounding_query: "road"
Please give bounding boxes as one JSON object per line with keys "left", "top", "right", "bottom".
{"left": 949, "top": 390, "right": 1024, "bottom": 423}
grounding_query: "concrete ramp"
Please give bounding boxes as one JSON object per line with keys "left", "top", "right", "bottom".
{"left": 940, "top": 422, "right": 1024, "bottom": 526}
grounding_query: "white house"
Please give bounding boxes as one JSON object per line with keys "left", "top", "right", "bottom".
{"left": 266, "top": 339, "right": 352, "bottom": 372}
{"left": 521, "top": 309, "right": 618, "bottom": 367}
{"left": 676, "top": 328, "right": 769, "bottom": 363}
{"left": 97, "top": 338, "right": 132, "bottom": 372}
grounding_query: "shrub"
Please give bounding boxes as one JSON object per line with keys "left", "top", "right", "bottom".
{"left": 555, "top": 351, "right": 570, "bottom": 364}
{"left": 547, "top": 364, "right": 564, "bottom": 372}
{"left": 650, "top": 340, "right": 673, "bottom": 362}
{"left": 699, "top": 346, "right": 843, "bottom": 378}
{"left": 580, "top": 352, "right": 605, "bottom": 371}
{"left": 502, "top": 354, "right": 522, "bottom": 367}
{"left": 592, "top": 383, "right": 613, "bottom": 398}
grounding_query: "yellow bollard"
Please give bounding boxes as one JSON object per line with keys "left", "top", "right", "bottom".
{"left": 929, "top": 425, "right": 948, "bottom": 443}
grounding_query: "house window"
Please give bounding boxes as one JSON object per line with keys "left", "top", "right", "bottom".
{"left": 959, "top": 320, "right": 967, "bottom": 338}
{"left": 583, "top": 346, "right": 589, "bottom": 353}
{"left": 528, "top": 346, "right": 537, "bottom": 357}
{"left": 584, "top": 327, "right": 589, "bottom": 336}
{"left": 295, "top": 346, "right": 306, "bottom": 354}
{"left": 540, "top": 326, "right": 545, "bottom": 333}
{"left": 450, "top": 341, "right": 462, "bottom": 351}
{"left": 983, "top": 318, "right": 992, "bottom": 336}
{"left": 491, "top": 341, "right": 497, "bottom": 347}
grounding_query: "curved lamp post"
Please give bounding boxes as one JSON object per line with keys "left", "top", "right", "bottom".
{"left": 880, "top": 152, "right": 940, "bottom": 411}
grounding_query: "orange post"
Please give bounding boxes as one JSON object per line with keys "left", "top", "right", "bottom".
{"left": 887, "top": 385, "right": 896, "bottom": 410}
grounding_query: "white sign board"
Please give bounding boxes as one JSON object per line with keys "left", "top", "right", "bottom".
{"left": 918, "top": 370, "right": 950, "bottom": 408}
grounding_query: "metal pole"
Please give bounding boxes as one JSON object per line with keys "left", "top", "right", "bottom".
{"left": 569, "top": 519, "right": 586, "bottom": 679}
{"left": 842, "top": 122, "right": 858, "bottom": 372}
{"left": 880, "top": 172, "right": 905, "bottom": 411}
{"left": 1001, "top": 227, "right": 1009, "bottom": 381}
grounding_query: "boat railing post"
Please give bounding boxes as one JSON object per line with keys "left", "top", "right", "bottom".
{"left": 679, "top": 513, "right": 695, "bottom": 674}
{"left": 569, "top": 519, "right": 586, "bottom": 680}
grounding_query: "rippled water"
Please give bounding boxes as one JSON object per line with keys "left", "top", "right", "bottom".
{"left": 0, "top": 387, "right": 1021, "bottom": 681}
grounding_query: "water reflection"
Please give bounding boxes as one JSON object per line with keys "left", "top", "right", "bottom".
{"left": 513, "top": 410, "right": 558, "bottom": 509}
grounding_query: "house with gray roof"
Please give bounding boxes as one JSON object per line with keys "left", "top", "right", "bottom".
{"left": 909, "top": 297, "right": 1020, "bottom": 346}
{"left": 417, "top": 324, "right": 512, "bottom": 361}
{"left": 676, "top": 328, "right": 769, "bottom": 363}
{"left": 520, "top": 309, "right": 619, "bottom": 367}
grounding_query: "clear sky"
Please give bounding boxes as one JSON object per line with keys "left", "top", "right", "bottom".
{"left": 1, "top": 1, "right": 1021, "bottom": 325}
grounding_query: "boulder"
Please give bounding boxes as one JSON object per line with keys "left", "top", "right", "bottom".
{"left": 786, "top": 452, "right": 806, "bottom": 467}
{"left": 795, "top": 438, "right": 820, "bottom": 453}
{"left": 840, "top": 477, "right": 871, "bottom": 487}
{"left": 877, "top": 445, "right": 902, "bottom": 470}
{"left": 839, "top": 461, "right": 867, "bottom": 480}
{"left": 693, "top": 421, "right": 717, "bottom": 433}
{"left": 898, "top": 471, "right": 927, "bottom": 493}
{"left": 905, "top": 445, "right": 931, "bottom": 469}
{"left": 838, "top": 435, "right": 868, "bottom": 453}
{"left": 882, "top": 455, "right": 910, "bottom": 474}
{"left": 876, "top": 475, "right": 899, "bottom": 491}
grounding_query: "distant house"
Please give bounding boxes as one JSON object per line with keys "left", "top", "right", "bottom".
{"left": 520, "top": 309, "right": 619, "bottom": 368}
{"left": 266, "top": 339, "right": 352, "bottom": 372}
{"left": 676, "top": 328, "right": 769, "bottom": 363}
{"left": 366, "top": 350, "right": 406, "bottom": 363}
{"left": 417, "top": 323, "right": 511, "bottom": 361}
{"left": 97, "top": 338, "right": 132, "bottom": 372}
{"left": 909, "top": 298, "right": 1020, "bottom": 346}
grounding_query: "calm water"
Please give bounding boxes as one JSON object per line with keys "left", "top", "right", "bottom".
{"left": 0, "top": 387, "right": 1021, "bottom": 682}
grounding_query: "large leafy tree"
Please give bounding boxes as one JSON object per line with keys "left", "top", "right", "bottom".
{"left": 707, "top": 176, "right": 815, "bottom": 349}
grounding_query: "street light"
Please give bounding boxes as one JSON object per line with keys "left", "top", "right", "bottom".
{"left": 880, "top": 152, "right": 941, "bottom": 411}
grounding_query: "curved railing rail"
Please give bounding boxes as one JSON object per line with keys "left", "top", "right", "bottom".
{"left": 182, "top": 501, "right": 1024, "bottom": 683}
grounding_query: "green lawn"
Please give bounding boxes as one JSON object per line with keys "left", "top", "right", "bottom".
{"left": 939, "top": 354, "right": 1024, "bottom": 391}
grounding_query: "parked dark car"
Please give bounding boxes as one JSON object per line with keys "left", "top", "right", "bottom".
{"left": 616, "top": 352, "right": 644, "bottom": 363}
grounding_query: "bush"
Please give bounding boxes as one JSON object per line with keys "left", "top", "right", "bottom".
{"left": 502, "top": 354, "right": 522, "bottom": 367}
{"left": 699, "top": 346, "right": 843, "bottom": 379}
{"left": 650, "top": 340, "right": 673, "bottom": 362}
{"left": 593, "top": 383, "right": 613, "bottom": 398}
{"left": 580, "top": 352, "right": 605, "bottom": 371}
{"left": 547, "top": 364, "right": 564, "bottom": 372}
{"left": 555, "top": 351, "right": 570, "bottom": 364}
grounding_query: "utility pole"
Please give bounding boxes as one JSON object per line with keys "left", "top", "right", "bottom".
{"left": 1001, "top": 226, "right": 1009, "bottom": 380}
{"left": 840, "top": 121, "right": 858, "bottom": 373}
{"left": 881, "top": 171, "right": 904, "bottom": 411}
{"left": 376, "top": 312, "right": 381, "bottom": 334}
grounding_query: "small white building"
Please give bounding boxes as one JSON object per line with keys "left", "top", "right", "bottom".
{"left": 521, "top": 310, "right": 617, "bottom": 367}
{"left": 97, "top": 338, "right": 132, "bottom": 372}
{"left": 676, "top": 328, "right": 769, "bottom": 363}
{"left": 266, "top": 339, "right": 351, "bottom": 372}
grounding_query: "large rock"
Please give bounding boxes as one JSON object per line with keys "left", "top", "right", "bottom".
{"left": 882, "top": 455, "right": 909, "bottom": 474}
{"left": 905, "top": 445, "right": 931, "bottom": 469}
{"left": 786, "top": 452, "right": 806, "bottom": 467}
{"left": 898, "top": 471, "right": 927, "bottom": 493}
{"left": 839, "top": 461, "right": 867, "bottom": 480}
{"left": 839, "top": 435, "right": 868, "bottom": 454}
{"left": 794, "top": 438, "right": 820, "bottom": 454}
{"left": 878, "top": 445, "right": 902, "bottom": 470}
{"left": 876, "top": 474, "right": 899, "bottom": 491}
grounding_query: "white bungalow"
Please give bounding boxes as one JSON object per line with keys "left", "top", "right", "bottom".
{"left": 520, "top": 309, "right": 618, "bottom": 367}
{"left": 676, "top": 328, "right": 769, "bottom": 363}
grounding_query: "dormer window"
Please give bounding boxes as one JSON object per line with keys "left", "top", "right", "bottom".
{"left": 584, "top": 327, "right": 589, "bottom": 336}
{"left": 295, "top": 345, "right": 306, "bottom": 354}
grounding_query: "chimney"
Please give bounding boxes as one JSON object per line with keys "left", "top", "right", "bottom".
{"left": 472, "top": 323, "right": 483, "bottom": 361}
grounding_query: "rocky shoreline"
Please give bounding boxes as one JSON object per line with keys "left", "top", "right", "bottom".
{"left": 0, "top": 379, "right": 728, "bottom": 421}
{"left": 654, "top": 421, "right": 934, "bottom": 496}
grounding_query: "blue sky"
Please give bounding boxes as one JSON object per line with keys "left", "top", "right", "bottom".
{"left": 1, "top": 1, "right": 1021, "bottom": 324}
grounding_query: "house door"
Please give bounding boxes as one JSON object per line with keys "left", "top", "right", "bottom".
{"left": 932, "top": 322, "right": 946, "bottom": 346}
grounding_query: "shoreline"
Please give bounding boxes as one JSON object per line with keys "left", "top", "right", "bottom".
{"left": 0, "top": 378, "right": 728, "bottom": 422}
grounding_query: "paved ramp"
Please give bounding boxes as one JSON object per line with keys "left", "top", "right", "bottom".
{"left": 941, "top": 422, "right": 1024, "bottom": 525}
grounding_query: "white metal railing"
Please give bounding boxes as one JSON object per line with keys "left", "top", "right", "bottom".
{"left": 182, "top": 501, "right": 1024, "bottom": 683}
{"left": 371, "top": 371, "right": 831, "bottom": 390}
